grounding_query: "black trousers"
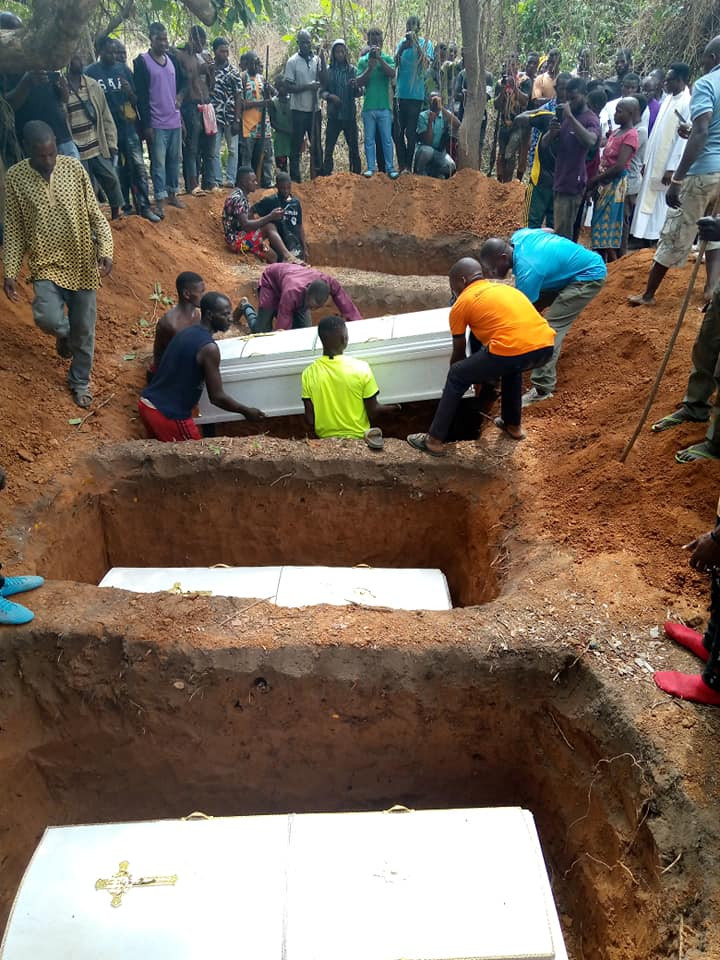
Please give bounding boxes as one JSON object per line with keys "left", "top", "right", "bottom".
{"left": 322, "top": 114, "right": 361, "bottom": 175}
{"left": 429, "top": 344, "right": 554, "bottom": 441}
{"left": 290, "top": 110, "right": 322, "bottom": 182}
{"left": 243, "top": 302, "right": 310, "bottom": 333}
{"left": 396, "top": 98, "right": 423, "bottom": 170}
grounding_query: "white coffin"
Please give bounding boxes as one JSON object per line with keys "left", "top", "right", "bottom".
{"left": 197, "top": 307, "right": 453, "bottom": 424}
{"left": 99, "top": 565, "right": 453, "bottom": 610}
{"left": 1, "top": 808, "right": 568, "bottom": 960}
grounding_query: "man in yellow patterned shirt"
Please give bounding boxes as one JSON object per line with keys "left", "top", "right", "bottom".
{"left": 3, "top": 120, "right": 114, "bottom": 408}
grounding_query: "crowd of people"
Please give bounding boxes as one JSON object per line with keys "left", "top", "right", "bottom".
{"left": 4, "top": 22, "right": 720, "bottom": 707}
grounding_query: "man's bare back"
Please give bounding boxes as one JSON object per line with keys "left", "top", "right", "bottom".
{"left": 153, "top": 303, "right": 201, "bottom": 369}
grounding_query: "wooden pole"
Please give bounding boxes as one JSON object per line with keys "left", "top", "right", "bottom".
{"left": 619, "top": 243, "right": 708, "bottom": 463}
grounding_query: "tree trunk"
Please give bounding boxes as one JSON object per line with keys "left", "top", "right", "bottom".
{"left": 457, "top": 0, "right": 486, "bottom": 171}
{"left": 181, "top": 0, "right": 218, "bottom": 26}
{"left": 0, "top": 0, "right": 218, "bottom": 74}
{"left": 0, "top": 0, "right": 101, "bottom": 72}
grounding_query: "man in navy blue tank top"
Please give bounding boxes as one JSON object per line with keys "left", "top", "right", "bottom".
{"left": 139, "top": 291, "right": 265, "bottom": 441}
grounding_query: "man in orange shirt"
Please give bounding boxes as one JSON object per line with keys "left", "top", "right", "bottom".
{"left": 407, "top": 257, "right": 555, "bottom": 456}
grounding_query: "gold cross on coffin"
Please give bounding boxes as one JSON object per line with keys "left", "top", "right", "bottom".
{"left": 95, "top": 860, "right": 178, "bottom": 908}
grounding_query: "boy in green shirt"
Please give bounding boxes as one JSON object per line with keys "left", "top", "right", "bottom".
{"left": 355, "top": 28, "right": 399, "bottom": 178}
{"left": 301, "top": 316, "right": 400, "bottom": 449}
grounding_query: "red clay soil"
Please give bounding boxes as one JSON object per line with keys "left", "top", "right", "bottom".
{"left": 0, "top": 175, "right": 715, "bottom": 619}
{"left": 292, "top": 168, "right": 526, "bottom": 239}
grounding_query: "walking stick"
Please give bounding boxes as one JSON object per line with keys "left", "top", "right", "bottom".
{"left": 486, "top": 107, "right": 500, "bottom": 176}
{"left": 255, "top": 45, "right": 270, "bottom": 184}
{"left": 620, "top": 238, "right": 712, "bottom": 463}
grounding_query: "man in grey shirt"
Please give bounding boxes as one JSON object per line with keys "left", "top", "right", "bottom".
{"left": 284, "top": 29, "right": 323, "bottom": 182}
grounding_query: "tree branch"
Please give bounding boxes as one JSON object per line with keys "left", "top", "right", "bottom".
{"left": 0, "top": 0, "right": 101, "bottom": 71}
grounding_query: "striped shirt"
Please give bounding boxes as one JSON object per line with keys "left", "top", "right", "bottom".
{"left": 67, "top": 79, "right": 101, "bottom": 159}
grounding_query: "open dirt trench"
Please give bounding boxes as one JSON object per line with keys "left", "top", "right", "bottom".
{"left": 1, "top": 442, "right": 719, "bottom": 960}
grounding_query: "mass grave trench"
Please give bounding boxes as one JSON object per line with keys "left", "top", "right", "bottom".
{"left": 0, "top": 613, "right": 708, "bottom": 960}
{"left": 14, "top": 442, "right": 510, "bottom": 607}
{"left": 1, "top": 442, "right": 712, "bottom": 959}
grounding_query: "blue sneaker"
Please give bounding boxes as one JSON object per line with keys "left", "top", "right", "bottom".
{"left": 0, "top": 596, "right": 34, "bottom": 625}
{"left": 0, "top": 575, "right": 44, "bottom": 598}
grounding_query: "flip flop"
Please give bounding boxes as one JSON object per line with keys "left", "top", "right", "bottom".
{"left": 493, "top": 417, "right": 526, "bottom": 440}
{"left": 364, "top": 428, "right": 384, "bottom": 451}
{"left": 628, "top": 294, "right": 655, "bottom": 306}
{"left": 651, "top": 409, "right": 707, "bottom": 433}
{"left": 406, "top": 433, "right": 446, "bottom": 457}
{"left": 675, "top": 442, "right": 720, "bottom": 464}
{"left": 190, "top": 187, "right": 207, "bottom": 197}
{"left": 71, "top": 388, "right": 93, "bottom": 409}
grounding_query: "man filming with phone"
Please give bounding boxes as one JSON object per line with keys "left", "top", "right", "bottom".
{"left": 413, "top": 90, "right": 459, "bottom": 178}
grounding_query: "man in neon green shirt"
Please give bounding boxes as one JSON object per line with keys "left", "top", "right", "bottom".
{"left": 301, "top": 315, "right": 400, "bottom": 449}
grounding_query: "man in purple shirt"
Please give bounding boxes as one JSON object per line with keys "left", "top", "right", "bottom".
{"left": 133, "top": 22, "right": 186, "bottom": 217}
{"left": 245, "top": 262, "right": 363, "bottom": 332}
{"left": 552, "top": 77, "right": 600, "bottom": 239}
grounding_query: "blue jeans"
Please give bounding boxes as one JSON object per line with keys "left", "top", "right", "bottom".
{"left": 57, "top": 139, "right": 80, "bottom": 159}
{"left": 32, "top": 280, "right": 96, "bottom": 391}
{"left": 209, "top": 123, "right": 238, "bottom": 186}
{"left": 362, "top": 110, "right": 395, "bottom": 174}
{"left": 149, "top": 127, "right": 181, "bottom": 200}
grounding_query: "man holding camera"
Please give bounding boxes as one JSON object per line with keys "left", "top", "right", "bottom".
{"left": 4, "top": 68, "right": 80, "bottom": 159}
{"left": 551, "top": 77, "right": 599, "bottom": 239}
{"left": 356, "top": 29, "right": 399, "bottom": 179}
{"left": 395, "top": 16, "right": 434, "bottom": 172}
{"left": 414, "top": 91, "right": 459, "bottom": 177}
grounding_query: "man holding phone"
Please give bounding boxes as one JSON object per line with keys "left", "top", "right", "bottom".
{"left": 356, "top": 29, "right": 399, "bottom": 178}
{"left": 395, "top": 16, "right": 434, "bottom": 172}
{"left": 4, "top": 69, "right": 80, "bottom": 158}
{"left": 413, "top": 90, "right": 459, "bottom": 177}
{"left": 551, "top": 77, "right": 600, "bottom": 239}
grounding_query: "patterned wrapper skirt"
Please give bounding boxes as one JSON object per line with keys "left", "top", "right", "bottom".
{"left": 591, "top": 170, "right": 628, "bottom": 250}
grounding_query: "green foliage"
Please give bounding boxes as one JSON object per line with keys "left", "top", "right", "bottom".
{"left": 511, "top": 0, "right": 635, "bottom": 71}
{"left": 281, "top": 0, "right": 370, "bottom": 61}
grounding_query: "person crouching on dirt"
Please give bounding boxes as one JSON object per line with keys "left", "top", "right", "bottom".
{"left": 222, "top": 167, "right": 283, "bottom": 261}
{"left": 301, "top": 315, "right": 400, "bottom": 450}
{"left": 413, "top": 90, "right": 459, "bottom": 178}
{"left": 656, "top": 506, "right": 720, "bottom": 706}
{"left": 480, "top": 229, "right": 606, "bottom": 406}
{"left": 139, "top": 291, "right": 265, "bottom": 441}
{"left": 148, "top": 271, "right": 206, "bottom": 381}
{"left": 239, "top": 261, "right": 363, "bottom": 332}
{"left": 0, "top": 466, "right": 44, "bottom": 625}
{"left": 251, "top": 172, "right": 307, "bottom": 263}
{"left": 406, "top": 257, "right": 555, "bottom": 457}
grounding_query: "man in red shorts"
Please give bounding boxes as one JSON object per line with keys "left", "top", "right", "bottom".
{"left": 139, "top": 291, "right": 265, "bottom": 441}
{"left": 222, "top": 166, "right": 284, "bottom": 261}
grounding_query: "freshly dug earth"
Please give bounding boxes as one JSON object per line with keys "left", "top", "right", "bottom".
{"left": 3, "top": 173, "right": 720, "bottom": 959}
{"left": 294, "top": 168, "right": 526, "bottom": 240}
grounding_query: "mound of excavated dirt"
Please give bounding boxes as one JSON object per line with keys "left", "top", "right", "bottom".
{"left": 294, "top": 168, "right": 525, "bottom": 240}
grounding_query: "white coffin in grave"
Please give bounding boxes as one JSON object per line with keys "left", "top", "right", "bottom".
{"left": 197, "top": 307, "right": 453, "bottom": 424}
{"left": 98, "top": 565, "right": 453, "bottom": 610}
{"left": 1, "top": 808, "right": 569, "bottom": 960}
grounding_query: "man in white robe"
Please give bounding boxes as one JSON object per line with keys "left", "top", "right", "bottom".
{"left": 631, "top": 64, "right": 692, "bottom": 241}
